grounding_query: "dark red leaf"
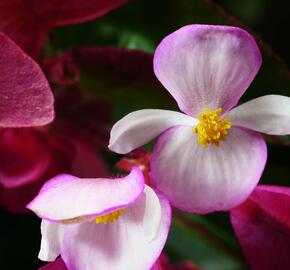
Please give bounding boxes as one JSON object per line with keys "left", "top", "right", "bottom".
{"left": 152, "top": 254, "right": 202, "bottom": 270}
{"left": 0, "top": 0, "right": 128, "bottom": 58}
{"left": 39, "top": 258, "right": 68, "bottom": 270}
{"left": 231, "top": 185, "right": 290, "bottom": 270}
{"left": 0, "top": 129, "right": 50, "bottom": 188}
{"left": 43, "top": 53, "right": 80, "bottom": 86}
{"left": 0, "top": 33, "right": 54, "bottom": 127}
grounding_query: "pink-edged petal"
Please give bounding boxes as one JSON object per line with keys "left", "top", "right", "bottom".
{"left": 61, "top": 186, "right": 171, "bottom": 270}
{"left": 0, "top": 33, "right": 54, "bottom": 127}
{"left": 39, "top": 220, "right": 65, "bottom": 262}
{"left": 27, "top": 168, "right": 144, "bottom": 222}
{"left": 151, "top": 125, "right": 267, "bottom": 213}
{"left": 109, "top": 109, "right": 197, "bottom": 154}
{"left": 39, "top": 258, "right": 68, "bottom": 270}
{"left": 227, "top": 95, "right": 290, "bottom": 135}
{"left": 153, "top": 25, "right": 261, "bottom": 116}
{"left": 231, "top": 185, "right": 290, "bottom": 270}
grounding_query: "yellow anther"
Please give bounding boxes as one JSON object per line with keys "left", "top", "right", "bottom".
{"left": 193, "top": 108, "right": 232, "bottom": 147}
{"left": 95, "top": 209, "right": 125, "bottom": 225}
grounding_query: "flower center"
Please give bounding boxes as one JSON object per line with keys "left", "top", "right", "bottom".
{"left": 193, "top": 108, "right": 232, "bottom": 147}
{"left": 95, "top": 209, "right": 125, "bottom": 224}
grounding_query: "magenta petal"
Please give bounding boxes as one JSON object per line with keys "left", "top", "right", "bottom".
{"left": 39, "top": 258, "right": 68, "bottom": 270}
{"left": 61, "top": 187, "right": 171, "bottom": 270}
{"left": 27, "top": 168, "right": 145, "bottom": 222}
{"left": 0, "top": 33, "right": 54, "bottom": 127}
{"left": 231, "top": 185, "right": 290, "bottom": 270}
{"left": 154, "top": 25, "right": 261, "bottom": 116}
{"left": 0, "top": 0, "right": 128, "bottom": 58}
{"left": 151, "top": 126, "right": 267, "bottom": 213}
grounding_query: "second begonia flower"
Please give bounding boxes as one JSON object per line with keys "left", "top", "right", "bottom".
{"left": 27, "top": 168, "right": 171, "bottom": 270}
{"left": 109, "top": 24, "right": 290, "bottom": 213}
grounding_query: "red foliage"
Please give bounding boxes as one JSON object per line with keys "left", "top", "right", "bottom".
{"left": 231, "top": 185, "right": 290, "bottom": 270}
{"left": 0, "top": 0, "right": 128, "bottom": 59}
{"left": 0, "top": 33, "right": 54, "bottom": 127}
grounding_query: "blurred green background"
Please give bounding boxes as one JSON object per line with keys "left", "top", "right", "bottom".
{"left": 1, "top": 0, "right": 289, "bottom": 269}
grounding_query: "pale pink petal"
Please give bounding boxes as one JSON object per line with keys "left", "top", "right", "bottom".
{"left": 109, "top": 109, "right": 197, "bottom": 154}
{"left": 39, "top": 220, "right": 65, "bottom": 262}
{"left": 0, "top": 33, "right": 54, "bottom": 127}
{"left": 27, "top": 168, "right": 144, "bottom": 222}
{"left": 153, "top": 25, "right": 261, "bottom": 116}
{"left": 151, "top": 125, "right": 267, "bottom": 213}
{"left": 61, "top": 187, "right": 171, "bottom": 270}
{"left": 227, "top": 95, "right": 290, "bottom": 135}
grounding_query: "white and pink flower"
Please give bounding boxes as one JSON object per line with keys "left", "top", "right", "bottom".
{"left": 27, "top": 168, "right": 171, "bottom": 270}
{"left": 109, "top": 25, "right": 290, "bottom": 213}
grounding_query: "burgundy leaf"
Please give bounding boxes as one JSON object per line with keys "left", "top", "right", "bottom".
{"left": 39, "top": 258, "right": 68, "bottom": 270}
{"left": 0, "top": 0, "right": 128, "bottom": 58}
{"left": 0, "top": 129, "right": 50, "bottom": 188}
{"left": 73, "top": 47, "right": 154, "bottom": 83}
{"left": 0, "top": 33, "right": 54, "bottom": 127}
{"left": 71, "top": 47, "right": 176, "bottom": 110}
{"left": 43, "top": 53, "right": 80, "bottom": 86}
{"left": 152, "top": 254, "right": 201, "bottom": 270}
{"left": 231, "top": 185, "right": 290, "bottom": 270}
{"left": 0, "top": 133, "right": 72, "bottom": 213}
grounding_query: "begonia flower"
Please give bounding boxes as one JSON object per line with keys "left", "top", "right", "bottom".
{"left": 27, "top": 168, "right": 171, "bottom": 270}
{"left": 0, "top": 32, "right": 54, "bottom": 127}
{"left": 0, "top": 0, "right": 128, "bottom": 59}
{"left": 109, "top": 24, "right": 290, "bottom": 213}
{"left": 231, "top": 185, "right": 290, "bottom": 270}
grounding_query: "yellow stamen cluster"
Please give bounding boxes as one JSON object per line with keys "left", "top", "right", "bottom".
{"left": 193, "top": 108, "right": 232, "bottom": 147}
{"left": 95, "top": 209, "right": 125, "bottom": 225}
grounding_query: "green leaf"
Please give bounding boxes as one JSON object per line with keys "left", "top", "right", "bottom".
{"left": 166, "top": 216, "right": 247, "bottom": 270}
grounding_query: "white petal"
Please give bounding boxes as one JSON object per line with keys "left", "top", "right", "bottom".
{"left": 227, "top": 95, "right": 290, "bottom": 135}
{"left": 141, "top": 186, "right": 162, "bottom": 241}
{"left": 38, "top": 220, "right": 64, "bottom": 262}
{"left": 109, "top": 109, "right": 197, "bottom": 154}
